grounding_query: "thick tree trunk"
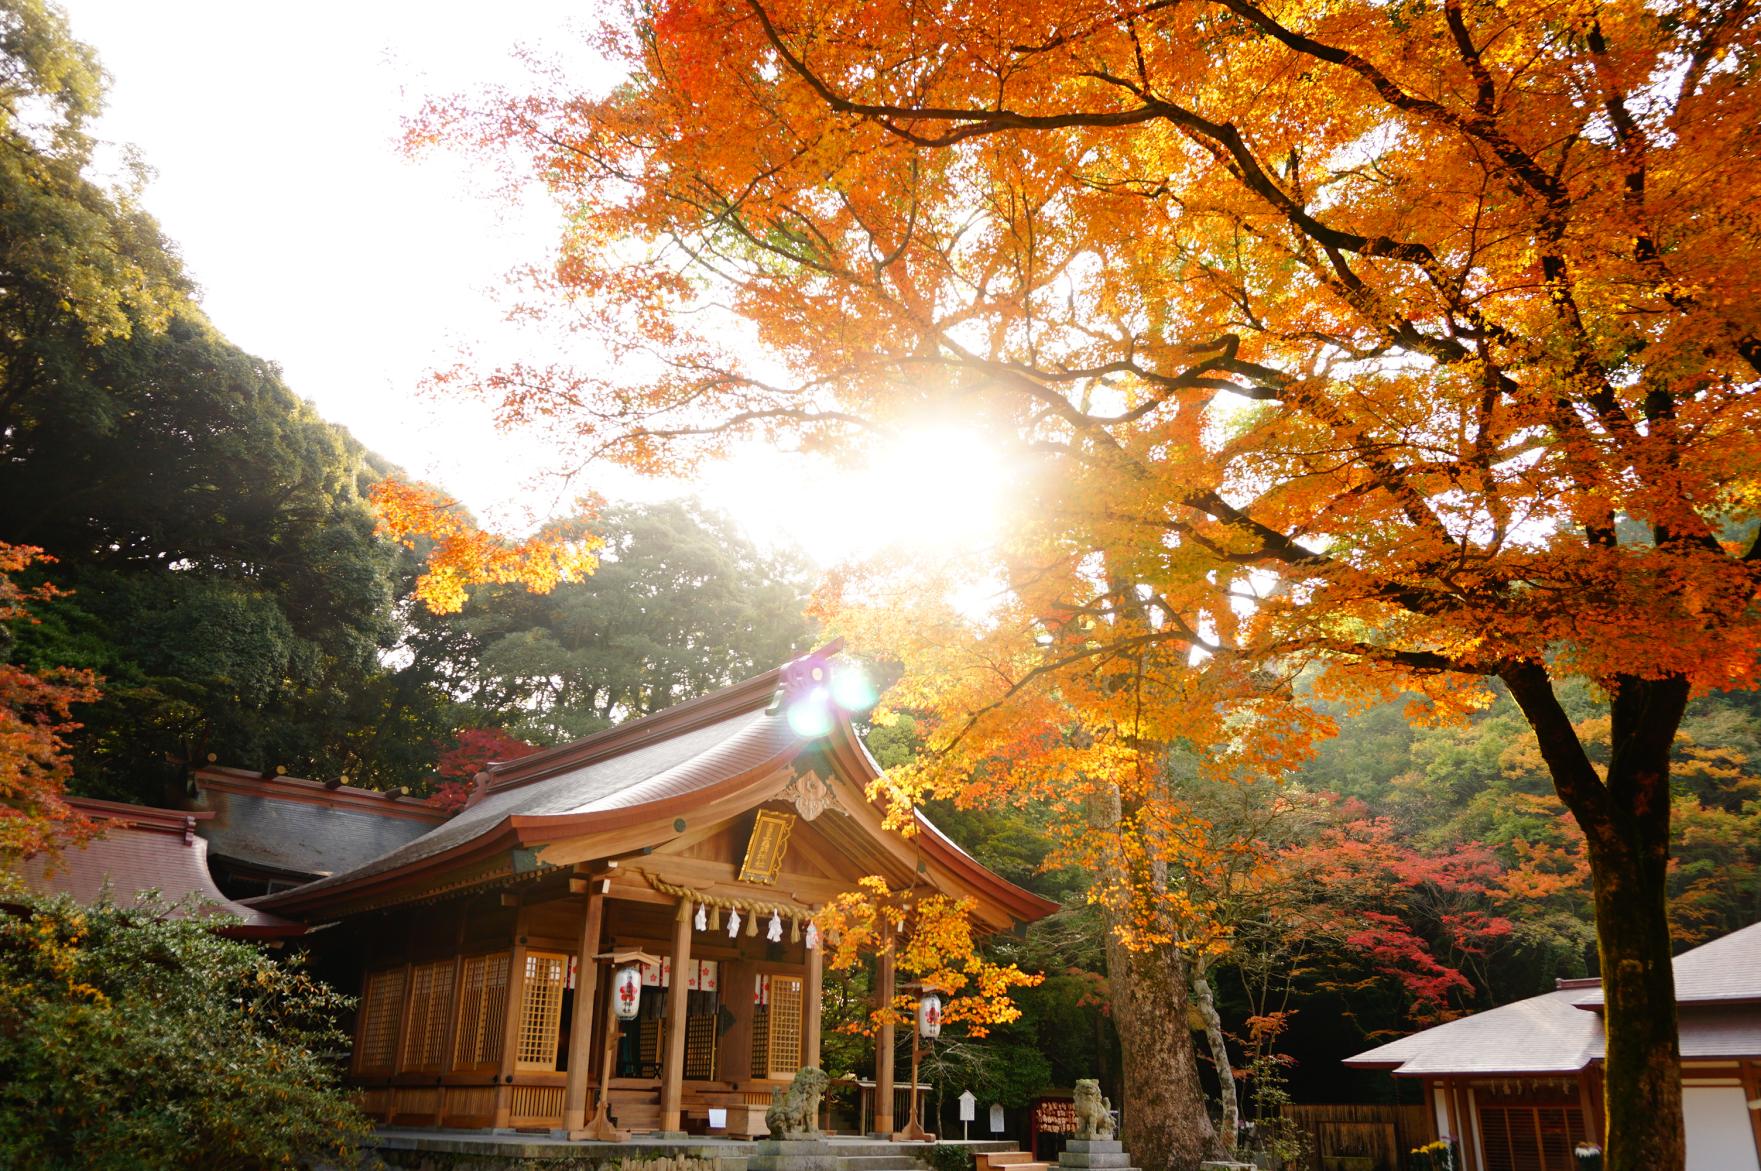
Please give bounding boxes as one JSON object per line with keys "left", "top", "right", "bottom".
{"left": 1503, "top": 663, "right": 1688, "bottom": 1171}
{"left": 1103, "top": 925, "right": 1219, "bottom": 1171}
{"left": 1191, "top": 955, "right": 1240, "bottom": 1153}
{"left": 1087, "top": 765, "right": 1219, "bottom": 1171}
{"left": 1585, "top": 822, "right": 1681, "bottom": 1169}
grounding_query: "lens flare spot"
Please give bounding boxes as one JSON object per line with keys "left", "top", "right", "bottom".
{"left": 786, "top": 688, "right": 835, "bottom": 738}
{"left": 830, "top": 667, "right": 878, "bottom": 713}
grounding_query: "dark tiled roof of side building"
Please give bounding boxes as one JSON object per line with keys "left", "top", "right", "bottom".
{"left": 189, "top": 767, "right": 450, "bottom": 882}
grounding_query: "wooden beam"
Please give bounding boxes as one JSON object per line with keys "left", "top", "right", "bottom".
{"left": 493, "top": 913, "right": 530, "bottom": 1128}
{"left": 803, "top": 935, "right": 823, "bottom": 1072}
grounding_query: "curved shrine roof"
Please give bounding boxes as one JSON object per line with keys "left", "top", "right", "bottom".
{"left": 190, "top": 767, "right": 447, "bottom": 881}
{"left": 254, "top": 650, "right": 1059, "bottom": 925}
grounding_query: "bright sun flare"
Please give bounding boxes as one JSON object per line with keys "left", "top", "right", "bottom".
{"left": 697, "top": 422, "right": 1019, "bottom": 566}
{"left": 837, "top": 424, "right": 1015, "bottom": 557}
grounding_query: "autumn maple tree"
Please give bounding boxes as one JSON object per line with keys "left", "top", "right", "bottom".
{"left": 0, "top": 544, "right": 98, "bottom": 856}
{"left": 412, "top": 2, "right": 1761, "bottom": 1168}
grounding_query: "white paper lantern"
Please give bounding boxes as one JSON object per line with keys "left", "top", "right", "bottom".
{"left": 613, "top": 963, "right": 644, "bottom": 1020}
{"left": 917, "top": 991, "right": 943, "bottom": 1040}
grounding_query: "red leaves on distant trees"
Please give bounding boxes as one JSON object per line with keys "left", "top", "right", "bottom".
{"left": 0, "top": 544, "right": 100, "bottom": 857}
{"left": 430, "top": 727, "right": 539, "bottom": 812}
{"left": 1286, "top": 814, "right": 1516, "bottom": 1026}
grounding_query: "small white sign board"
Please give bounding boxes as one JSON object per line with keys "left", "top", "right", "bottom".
{"left": 989, "top": 1103, "right": 1006, "bottom": 1133}
{"left": 959, "top": 1090, "right": 977, "bottom": 1122}
{"left": 709, "top": 1108, "right": 727, "bottom": 1129}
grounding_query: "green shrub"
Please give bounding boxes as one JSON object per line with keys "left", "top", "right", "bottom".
{"left": 929, "top": 1142, "right": 977, "bottom": 1171}
{"left": 0, "top": 880, "right": 368, "bottom": 1169}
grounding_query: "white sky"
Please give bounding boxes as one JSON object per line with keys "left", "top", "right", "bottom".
{"left": 56, "top": 0, "right": 1013, "bottom": 566}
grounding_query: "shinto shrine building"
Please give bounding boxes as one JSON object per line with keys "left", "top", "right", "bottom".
{"left": 234, "top": 647, "right": 1058, "bottom": 1139}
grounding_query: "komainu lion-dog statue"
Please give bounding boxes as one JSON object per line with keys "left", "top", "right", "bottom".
{"left": 1073, "top": 1078, "right": 1116, "bottom": 1140}
{"left": 767, "top": 1066, "right": 830, "bottom": 1139}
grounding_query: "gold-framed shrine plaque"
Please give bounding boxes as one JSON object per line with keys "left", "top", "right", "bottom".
{"left": 739, "top": 809, "right": 796, "bottom": 885}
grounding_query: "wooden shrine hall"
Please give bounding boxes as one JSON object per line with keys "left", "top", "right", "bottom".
{"left": 254, "top": 647, "right": 1056, "bottom": 1140}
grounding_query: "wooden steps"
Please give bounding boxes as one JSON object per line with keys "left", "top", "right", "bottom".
{"left": 977, "top": 1150, "right": 1051, "bottom": 1171}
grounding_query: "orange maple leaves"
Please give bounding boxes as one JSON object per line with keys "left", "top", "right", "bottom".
{"left": 0, "top": 544, "right": 99, "bottom": 858}
{"left": 369, "top": 480, "right": 601, "bottom": 614}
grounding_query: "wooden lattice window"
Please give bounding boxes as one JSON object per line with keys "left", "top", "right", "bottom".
{"left": 1478, "top": 1104, "right": 1589, "bottom": 1171}
{"left": 452, "top": 951, "right": 511, "bottom": 1072}
{"left": 516, "top": 951, "right": 569, "bottom": 1071}
{"left": 400, "top": 959, "right": 456, "bottom": 1072}
{"left": 638, "top": 1017, "right": 663, "bottom": 1074}
{"left": 751, "top": 1006, "right": 770, "bottom": 1074}
{"left": 356, "top": 967, "right": 406, "bottom": 1074}
{"left": 685, "top": 1014, "right": 718, "bottom": 1079}
{"left": 766, "top": 975, "right": 804, "bottom": 1078}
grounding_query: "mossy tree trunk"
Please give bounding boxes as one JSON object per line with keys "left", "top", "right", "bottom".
{"left": 1191, "top": 954, "right": 1240, "bottom": 1153}
{"left": 1091, "top": 776, "right": 1218, "bottom": 1171}
{"left": 1503, "top": 663, "right": 1687, "bottom": 1171}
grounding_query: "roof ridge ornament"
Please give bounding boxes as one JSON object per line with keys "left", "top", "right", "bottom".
{"left": 781, "top": 771, "right": 843, "bottom": 821}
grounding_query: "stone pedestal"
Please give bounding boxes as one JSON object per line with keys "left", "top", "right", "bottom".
{"left": 1059, "top": 1139, "right": 1140, "bottom": 1171}
{"left": 746, "top": 1139, "right": 841, "bottom": 1171}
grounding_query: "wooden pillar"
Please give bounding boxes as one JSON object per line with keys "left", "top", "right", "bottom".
{"left": 659, "top": 897, "right": 694, "bottom": 1135}
{"left": 493, "top": 923, "right": 530, "bottom": 1129}
{"left": 560, "top": 884, "right": 606, "bottom": 1133}
{"left": 803, "top": 936, "right": 824, "bottom": 1072}
{"left": 873, "top": 939, "right": 896, "bottom": 1137}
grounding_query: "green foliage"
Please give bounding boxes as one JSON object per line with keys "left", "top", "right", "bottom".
{"left": 0, "top": 312, "right": 417, "bottom": 799}
{"left": 0, "top": 880, "right": 368, "bottom": 1170}
{"left": 456, "top": 500, "right": 814, "bottom": 742}
{"left": 0, "top": 1, "right": 461, "bottom": 800}
{"left": 927, "top": 1143, "right": 976, "bottom": 1171}
{"left": 0, "top": 0, "right": 188, "bottom": 409}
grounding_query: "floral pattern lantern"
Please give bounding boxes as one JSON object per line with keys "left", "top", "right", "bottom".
{"left": 613, "top": 962, "right": 645, "bottom": 1020}
{"left": 917, "top": 990, "right": 943, "bottom": 1040}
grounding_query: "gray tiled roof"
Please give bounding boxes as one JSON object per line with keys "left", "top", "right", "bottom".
{"left": 1347, "top": 921, "right": 1761, "bottom": 1076}
{"left": 1346, "top": 987, "right": 1603, "bottom": 1075}
{"left": 193, "top": 787, "right": 439, "bottom": 879}
{"left": 1574, "top": 920, "right": 1761, "bottom": 1008}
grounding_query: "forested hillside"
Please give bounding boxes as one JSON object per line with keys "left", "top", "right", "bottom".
{"left": 910, "top": 678, "right": 1761, "bottom": 1107}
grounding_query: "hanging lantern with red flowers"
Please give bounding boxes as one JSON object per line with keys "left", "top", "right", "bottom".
{"left": 613, "top": 962, "right": 645, "bottom": 1020}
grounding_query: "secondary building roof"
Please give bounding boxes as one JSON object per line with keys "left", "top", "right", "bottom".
{"left": 1573, "top": 921, "right": 1761, "bottom": 1009}
{"left": 1346, "top": 922, "right": 1761, "bottom": 1077}
{"left": 189, "top": 766, "right": 449, "bottom": 883}
{"left": 10, "top": 797, "right": 303, "bottom": 939}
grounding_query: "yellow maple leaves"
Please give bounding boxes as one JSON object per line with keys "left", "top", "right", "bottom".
{"left": 815, "top": 877, "right": 1040, "bottom": 1037}
{"left": 368, "top": 480, "right": 601, "bottom": 614}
